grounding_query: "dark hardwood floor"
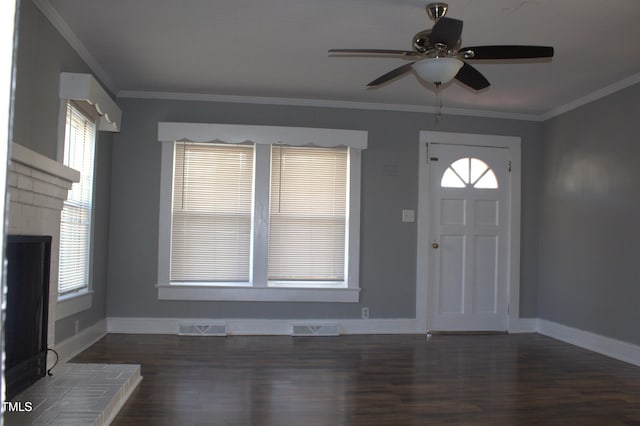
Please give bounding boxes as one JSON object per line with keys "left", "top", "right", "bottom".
{"left": 73, "top": 333, "right": 640, "bottom": 425}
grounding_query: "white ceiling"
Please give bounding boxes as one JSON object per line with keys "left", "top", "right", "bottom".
{"left": 44, "top": 0, "right": 640, "bottom": 117}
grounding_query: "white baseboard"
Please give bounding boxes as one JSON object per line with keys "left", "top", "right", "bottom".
{"left": 508, "top": 318, "right": 539, "bottom": 333}
{"left": 107, "top": 317, "right": 421, "bottom": 335}
{"left": 54, "top": 318, "right": 108, "bottom": 364}
{"left": 537, "top": 319, "right": 640, "bottom": 367}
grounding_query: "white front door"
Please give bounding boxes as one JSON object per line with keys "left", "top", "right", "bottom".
{"left": 427, "top": 143, "right": 510, "bottom": 331}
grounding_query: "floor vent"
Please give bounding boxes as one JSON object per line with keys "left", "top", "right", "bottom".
{"left": 292, "top": 324, "right": 340, "bottom": 336}
{"left": 178, "top": 322, "right": 227, "bottom": 336}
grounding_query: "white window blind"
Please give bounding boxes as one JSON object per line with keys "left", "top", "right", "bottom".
{"left": 268, "top": 145, "right": 348, "bottom": 282}
{"left": 59, "top": 102, "right": 96, "bottom": 295}
{"left": 171, "top": 142, "right": 254, "bottom": 282}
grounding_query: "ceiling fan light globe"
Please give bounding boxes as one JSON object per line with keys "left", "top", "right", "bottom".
{"left": 413, "top": 57, "right": 463, "bottom": 85}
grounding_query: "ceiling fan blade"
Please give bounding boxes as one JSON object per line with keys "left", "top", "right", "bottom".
{"left": 367, "top": 62, "right": 415, "bottom": 87}
{"left": 329, "top": 49, "right": 418, "bottom": 57}
{"left": 460, "top": 45, "right": 554, "bottom": 60}
{"left": 455, "top": 62, "right": 490, "bottom": 91}
{"left": 430, "top": 17, "right": 463, "bottom": 47}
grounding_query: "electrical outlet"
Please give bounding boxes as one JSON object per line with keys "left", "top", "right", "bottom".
{"left": 362, "top": 307, "right": 370, "bottom": 319}
{"left": 402, "top": 209, "right": 415, "bottom": 223}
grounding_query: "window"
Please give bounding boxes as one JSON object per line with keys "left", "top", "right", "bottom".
{"left": 171, "top": 142, "right": 254, "bottom": 283}
{"left": 157, "top": 123, "right": 367, "bottom": 302}
{"left": 269, "top": 145, "right": 348, "bottom": 285}
{"left": 441, "top": 157, "right": 498, "bottom": 189}
{"left": 58, "top": 102, "right": 96, "bottom": 296}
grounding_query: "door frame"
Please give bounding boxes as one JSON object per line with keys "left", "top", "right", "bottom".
{"left": 416, "top": 131, "right": 521, "bottom": 332}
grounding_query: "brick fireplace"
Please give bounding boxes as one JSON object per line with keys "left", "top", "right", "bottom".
{"left": 6, "top": 142, "right": 80, "bottom": 365}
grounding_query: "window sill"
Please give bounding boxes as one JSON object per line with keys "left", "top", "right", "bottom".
{"left": 156, "top": 284, "right": 360, "bottom": 303}
{"left": 56, "top": 290, "right": 93, "bottom": 320}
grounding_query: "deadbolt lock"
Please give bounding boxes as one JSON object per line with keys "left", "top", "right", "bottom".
{"left": 432, "top": 242, "right": 439, "bottom": 249}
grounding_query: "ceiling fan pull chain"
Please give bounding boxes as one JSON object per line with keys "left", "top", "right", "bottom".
{"left": 435, "top": 83, "right": 443, "bottom": 125}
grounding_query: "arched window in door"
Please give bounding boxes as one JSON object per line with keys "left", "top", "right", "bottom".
{"left": 441, "top": 157, "right": 498, "bottom": 189}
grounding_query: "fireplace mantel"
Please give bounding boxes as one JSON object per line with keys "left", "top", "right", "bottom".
{"left": 7, "top": 143, "right": 80, "bottom": 363}
{"left": 10, "top": 143, "right": 80, "bottom": 184}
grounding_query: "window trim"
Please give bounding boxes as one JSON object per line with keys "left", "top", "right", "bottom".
{"left": 59, "top": 72, "right": 122, "bottom": 132}
{"left": 56, "top": 72, "right": 120, "bottom": 316}
{"left": 56, "top": 290, "right": 94, "bottom": 320}
{"left": 157, "top": 123, "right": 366, "bottom": 303}
{"left": 158, "top": 122, "right": 368, "bottom": 149}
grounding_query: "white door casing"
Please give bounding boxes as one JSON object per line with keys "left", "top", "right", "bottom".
{"left": 416, "top": 132, "right": 521, "bottom": 332}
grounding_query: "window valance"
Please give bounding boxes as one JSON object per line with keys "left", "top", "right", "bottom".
{"left": 157, "top": 122, "right": 368, "bottom": 149}
{"left": 59, "top": 73, "right": 122, "bottom": 132}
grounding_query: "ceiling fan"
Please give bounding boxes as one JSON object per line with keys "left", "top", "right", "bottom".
{"left": 329, "top": 2, "right": 554, "bottom": 91}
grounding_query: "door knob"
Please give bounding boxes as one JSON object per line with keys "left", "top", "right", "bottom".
{"left": 432, "top": 242, "right": 439, "bottom": 249}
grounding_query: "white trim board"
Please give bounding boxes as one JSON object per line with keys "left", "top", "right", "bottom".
{"left": 156, "top": 285, "right": 360, "bottom": 303}
{"left": 107, "top": 317, "right": 421, "bottom": 336}
{"left": 56, "top": 291, "right": 93, "bottom": 320}
{"left": 158, "top": 122, "right": 367, "bottom": 148}
{"left": 537, "top": 319, "right": 640, "bottom": 368}
{"left": 508, "top": 318, "right": 538, "bottom": 334}
{"left": 60, "top": 73, "right": 122, "bottom": 131}
{"left": 107, "top": 316, "right": 534, "bottom": 336}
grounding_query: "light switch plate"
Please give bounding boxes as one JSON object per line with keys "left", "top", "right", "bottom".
{"left": 402, "top": 209, "right": 415, "bottom": 223}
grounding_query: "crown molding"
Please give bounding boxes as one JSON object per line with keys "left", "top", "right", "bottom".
{"left": 32, "top": 0, "right": 118, "bottom": 94}
{"left": 35, "top": 0, "right": 639, "bottom": 123}
{"left": 120, "top": 69, "right": 640, "bottom": 123}
{"left": 540, "top": 71, "right": 640, "bottom": 121}
{"left": 117, "top": 90, "right": 542, "bottom": 122}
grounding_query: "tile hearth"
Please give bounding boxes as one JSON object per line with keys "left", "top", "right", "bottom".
{"left": 4, "top": 363, "right": 141, "bottom": 425}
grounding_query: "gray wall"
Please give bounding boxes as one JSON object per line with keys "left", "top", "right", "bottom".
{"left": 11, "top": 0, "right": 112, "bottom": 342}
{"left": 10, "top": 0, "right": 640, "bottom": 344}
{"left": 538, "top": 82, "right": 640, "bottom": 346}
{"left": 107, "top": 98, "right": 543, "bottom": 319}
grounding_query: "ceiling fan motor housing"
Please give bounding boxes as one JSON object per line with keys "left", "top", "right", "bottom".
{"left": 413, "top": 29, "right": 431, "bottom": 52}
{"left": 413, "top": 29, "right": 460, "bottom": 56}
{"left": 426, "top": 2, "right": 448, "bottom": 21}
{"left": 415, "top": 1, "right": 450, "bottom": 52}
